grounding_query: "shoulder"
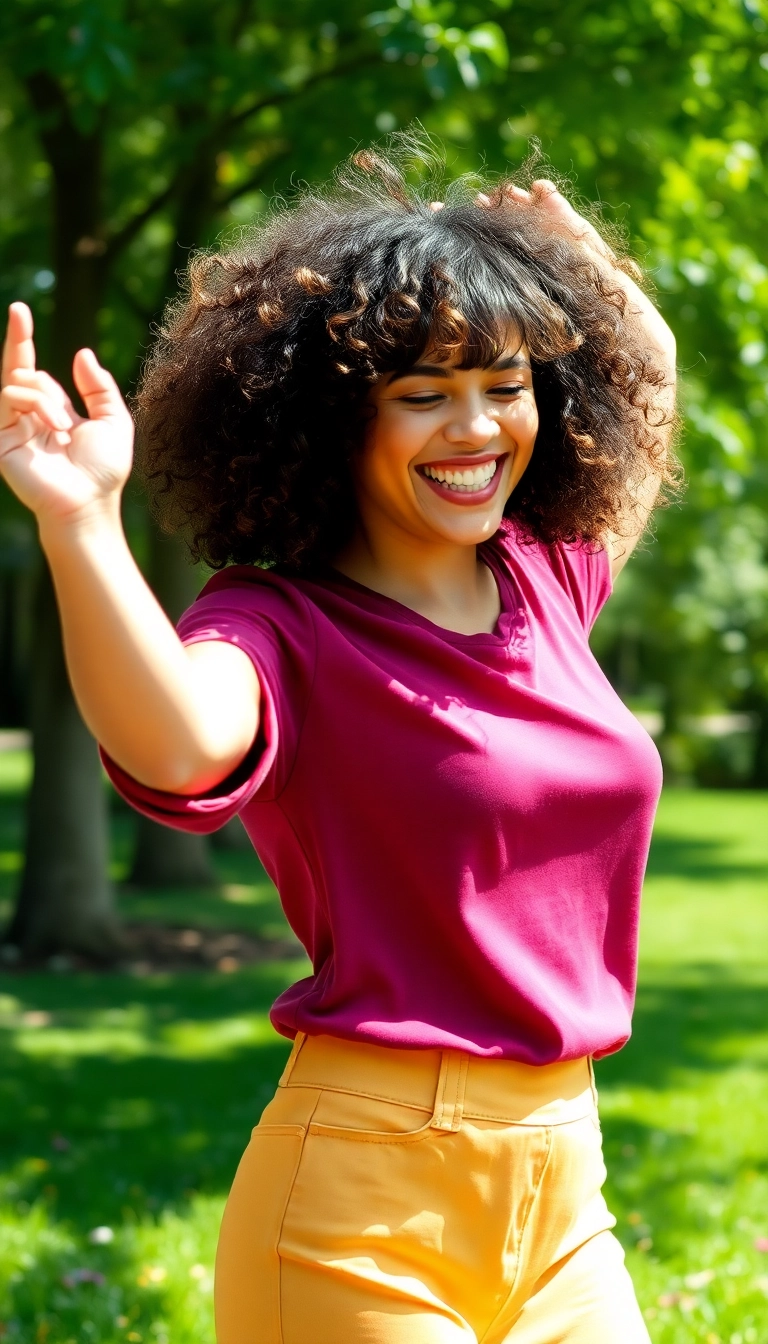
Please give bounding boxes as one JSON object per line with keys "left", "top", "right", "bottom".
{"left": 176, "top": 565, "right": 317, "bottom": 666}
{"left": 493, "top": 521, "right": 613, "bottom": 632}
{"left": 185, "top": 565, "right": 313, "bottom": 625}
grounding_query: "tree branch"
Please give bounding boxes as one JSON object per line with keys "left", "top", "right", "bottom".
{"left": 102, "top": 42, "right": 378, "bottom": 264}
{"left": 104, "top": 179, "right": 179, "bottom": 263}
{"left": 213, "top": 145, "right": 293, "bottom": 209}
{"left": 219, "top": 46, "right": 379, "bottom": 136}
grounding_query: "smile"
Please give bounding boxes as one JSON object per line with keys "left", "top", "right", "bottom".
{"left": 416, "top": 455, "right": 507, "bottom": 504}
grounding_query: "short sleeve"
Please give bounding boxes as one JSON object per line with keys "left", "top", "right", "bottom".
{"left": 100, "top": 567, "right": 317, "bottom": 834}
{"left": 546, "top": 541, "right": 613, "bottom": 632}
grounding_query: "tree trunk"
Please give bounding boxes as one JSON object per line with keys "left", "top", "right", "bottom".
{"left": 6, "top": 562, "right": 124, "bottom": 958}
{"left": 3, "top": 77, "right": 124, "bottom": 959}
{"left": 125, "top": 143, "right": 225, "bottom": 887}
{"left": 127, "top": 522, "right": 216, "bottom": 886}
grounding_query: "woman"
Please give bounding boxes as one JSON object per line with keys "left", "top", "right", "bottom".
{"left": 0, "top": 141, "right": 676, "bottom": 1343}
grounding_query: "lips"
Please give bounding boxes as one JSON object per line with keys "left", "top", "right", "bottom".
{"left": 416, "top": 453, "right": 507, "bottom": 506}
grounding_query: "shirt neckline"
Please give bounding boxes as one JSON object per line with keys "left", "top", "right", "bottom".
{"left": 314, "top": 531, "right": 523, "bottom": 648}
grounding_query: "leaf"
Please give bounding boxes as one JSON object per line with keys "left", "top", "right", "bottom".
{"left": 456, "top": 50, "right": 480, "bottom": 88}
{"left": 466, "top": 22, "right": 509, "bottom": 69}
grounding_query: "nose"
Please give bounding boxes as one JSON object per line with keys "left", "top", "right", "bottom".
{"left": 443, "top": 407, "right": 501, "bottom": 449}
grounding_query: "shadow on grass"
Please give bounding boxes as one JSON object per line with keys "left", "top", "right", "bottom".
{"left": 646, "top": 830, "right": 768, "bottom": 882}
{"left": 595, "top": 971, "right": 768, "bottom": 1259}
{"left": 0, "top": 964, "right": 299, "bottom": 1230}
{"left": 600, "top": 969, "right": 768, "bottom": 1090}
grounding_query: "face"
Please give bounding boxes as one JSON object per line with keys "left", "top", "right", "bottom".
{"left": 356, "top": 337, "right": 539, "bottom": 550}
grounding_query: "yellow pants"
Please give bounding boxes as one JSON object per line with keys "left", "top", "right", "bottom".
{"left": 215, "top": 1033, "right": 650, "bottom": 1344}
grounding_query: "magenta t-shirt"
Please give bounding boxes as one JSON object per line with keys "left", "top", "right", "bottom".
{"left": 102, "top": 523, "right": 662, "bottom": 1063}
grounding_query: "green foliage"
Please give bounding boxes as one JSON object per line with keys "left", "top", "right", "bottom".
{"left": 0, "top": 0, "right": 495, "bottom": 381}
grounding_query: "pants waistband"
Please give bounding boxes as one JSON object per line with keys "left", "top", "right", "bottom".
{"left": 279, "top": 1033, "right": 597, "bottom": 1131}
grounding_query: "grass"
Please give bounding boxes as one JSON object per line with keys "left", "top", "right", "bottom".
{"left": 0, "top": 753, "right": 767, "bottom": 1344}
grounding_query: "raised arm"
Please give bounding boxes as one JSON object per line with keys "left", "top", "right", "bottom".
{"left": 0, "top": 303, "right": 259, "bottom": 794}
{"left": 486, "top": 181, "right": 677, "bottom": 580}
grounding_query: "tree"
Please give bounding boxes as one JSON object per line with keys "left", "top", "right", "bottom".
{"left": 427, "top": 0, "right": 768, "bottom": 784}
{"left": 0, "top": 0, "right": 506, "bottom": 955}
{"left": 4, "top": 0, "right": 768, "bottom": 959}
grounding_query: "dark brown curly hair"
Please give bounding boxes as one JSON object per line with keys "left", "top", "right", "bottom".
{"left": 134, "top": 134, "right": 677, "bottom": 573}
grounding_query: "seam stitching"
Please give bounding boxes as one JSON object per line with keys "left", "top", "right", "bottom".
{"left": 275, "top": 1089, "right": 321, "bottom": 1344}
{"left": 283, "top": 1081, "right": 433, "bottom": 1111}
{"left": 478, "top": 1125, "right": 554, "bottom": 1344}
{"left": 281, "top": 1085, "right": 593, "bottom": 1126}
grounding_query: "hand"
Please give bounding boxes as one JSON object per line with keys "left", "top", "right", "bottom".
{"left": 0, "top": 302, "right": 134, "bottom": 528}
{"left": 481, "top": 179, "right": 617, "bottom": 268}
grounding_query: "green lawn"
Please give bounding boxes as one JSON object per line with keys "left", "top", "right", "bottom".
{"left": 0, "top": 754, "right": 767, "bottom": 1344}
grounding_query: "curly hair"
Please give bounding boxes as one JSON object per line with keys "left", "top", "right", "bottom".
{"left": 134, "top": 134, "right": 677, "bottom": 573}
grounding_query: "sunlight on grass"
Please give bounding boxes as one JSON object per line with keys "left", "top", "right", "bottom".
{"left": 596, "top": 789, "right": 768, "bottom": 1343}
{"left": 1, "top": 995, "right": 281, "bottom": 1061}
{"left": 0, "top": 1189, "right": 220, "bottom": 1343}
{"left": 0, "top": 751, "right": 32, "bottom": 797}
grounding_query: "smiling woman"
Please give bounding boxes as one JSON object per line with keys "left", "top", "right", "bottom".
{"left": 0, "top": 132, "right": 678, "bottom": 1344}
{"left": 133, "top": 138, "right": 678, "bottom": 581}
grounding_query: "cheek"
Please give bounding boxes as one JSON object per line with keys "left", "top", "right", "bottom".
{"left": 360, "top": 416, "right": 418, "bottom": 495}
{"left": 504, "top": 400, "right": 539, "bottom": 452}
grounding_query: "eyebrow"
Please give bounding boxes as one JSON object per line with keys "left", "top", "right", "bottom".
{"left": 387, "top": 353, "right": 530, "bottom": 384}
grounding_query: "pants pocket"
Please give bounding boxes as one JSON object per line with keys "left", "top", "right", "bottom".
{"left": 309, "top": 1087, "right": 437, "bottom": 1143}
{"left": 215, "top": 1093, "right": 320, "bottom": 1344}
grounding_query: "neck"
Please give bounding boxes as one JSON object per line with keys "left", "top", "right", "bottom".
{"left": 334, "top": 516, "right": 500, "bottom": 636}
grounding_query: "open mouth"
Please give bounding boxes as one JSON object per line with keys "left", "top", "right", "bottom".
{"left": 416, "top": 454, "right": 507, "bottom": 503}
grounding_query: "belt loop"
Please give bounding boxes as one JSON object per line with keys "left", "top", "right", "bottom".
{"left": 278, "top": 1031, "right": 307, "bottom": 1086}
{"left": 431, "top": 1051, "right": 469, "bottom": 1132}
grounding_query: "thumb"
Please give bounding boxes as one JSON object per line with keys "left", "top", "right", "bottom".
{"left": 72, "top": 348, "right": 129, "bottom": 422}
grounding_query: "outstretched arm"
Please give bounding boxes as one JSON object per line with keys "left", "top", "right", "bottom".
{"left": 0, "top": 303, "right": 259, "bottom": 793}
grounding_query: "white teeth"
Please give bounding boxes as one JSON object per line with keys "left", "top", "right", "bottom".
{"left": 423, "top": 459, "right": 499, "bottom": 493}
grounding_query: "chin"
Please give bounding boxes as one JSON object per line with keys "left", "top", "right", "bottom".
{"left": 427, "top": 507, "right": 507, "bottom": 546}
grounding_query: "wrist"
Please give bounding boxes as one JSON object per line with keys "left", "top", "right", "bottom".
{"left": 37, "top": 495, "right": 126, "bottom": 558}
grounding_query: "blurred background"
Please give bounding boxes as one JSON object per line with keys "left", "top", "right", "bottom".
{"left": 1, "top": 2, "right": 767, "bottom": 1342}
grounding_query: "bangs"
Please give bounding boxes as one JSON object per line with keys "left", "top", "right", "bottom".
{"left": 410, "top": 261, "right": 525, "bottom": 372}
{"left": 332, "top": 207, "right": 582, "bottom": 383}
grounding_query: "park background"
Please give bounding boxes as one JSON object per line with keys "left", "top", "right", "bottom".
{"left": 1, "top": 0, "right": 768, "bottom": 1340}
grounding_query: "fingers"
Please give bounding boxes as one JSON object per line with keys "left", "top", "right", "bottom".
{"left": 1, "top": 384, "right": 73, "bottom": 433}
{"left": 501, "top": 180, "right": 614, "bottom": 260}
{"left": 6, "top": 367, "right": 76, "bottom": 413}
{"left": 0, "top": 411, "right": 69, "bottom": 463}
{"left": 2, "top": 303, "right": 36, "bottom": 388}
{"left": 72, "top": 348, "right": 130, "bottom": 423}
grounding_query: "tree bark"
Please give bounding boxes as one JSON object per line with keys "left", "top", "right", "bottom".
{"left": 6, "top": 562, "right": 124, "bottom": 958}
{"left": 127, "top": 522, "right": 216, "bottom": 886}
{"left": 3, "top": 76, "right": 123, "bottom": 958}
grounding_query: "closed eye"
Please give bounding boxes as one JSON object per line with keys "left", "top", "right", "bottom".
{"left": 400, "top": 393, "right": 445, "bottom": 405}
